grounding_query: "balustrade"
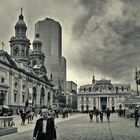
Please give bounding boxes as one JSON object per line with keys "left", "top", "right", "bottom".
{"left": 0, "top": 116, "right": 15, "bottom": 130}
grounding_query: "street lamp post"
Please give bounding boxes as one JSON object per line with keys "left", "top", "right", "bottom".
{"left": 135, "top": 67, "right": 139, "bottom": 96}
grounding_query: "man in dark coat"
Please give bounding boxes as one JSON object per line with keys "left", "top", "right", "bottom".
{"left": 95, "top": 108, "right": 99, "bottom": 122}
{"left": 89, "top": 110, "right": 93, "bottom": 122}
{"left": 33, "top": 108, "right": 56, "bottom": 140}
{"left": 106, "top": 108, "right": 111, "bottom": 122}
{"left": 134, "top": 107, "right": 139, "bottom": 127}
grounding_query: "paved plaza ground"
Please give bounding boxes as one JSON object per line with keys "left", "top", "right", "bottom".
{"left": 1, "top": 113, "right": 140, "bottom": 140}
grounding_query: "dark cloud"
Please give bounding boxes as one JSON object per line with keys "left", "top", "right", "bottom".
{"left": 72, "top": 0, "right": 108, "bottom": 39}
{"left": 72, "top": 0, "right": 140, "bottom": 84}
{"left": 1, "top": 0, "right": 140, "bottom": 86}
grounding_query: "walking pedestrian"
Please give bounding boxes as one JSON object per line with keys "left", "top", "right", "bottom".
{"left": 33, "top": 108, "right": 57, "bottom": 140}
{"left": 95, "top": 108, "right": 99, "bottom": 122}
{"left": 20, "top": 111, "right": 26, "bottom": 125}
{"left": 134, "top": 107, "right": 139, "bottom": 127}
{"left": 49, "top": 108, "right": 56, "bottom": 119}
{"left": 89, "top": 111, "right": 93, "bottom": 122}
{"left": 100, "top": 110, "right": 104, "bottom": 122}
{"left": 106, "top": 108, "right": 111, "bottom": 122}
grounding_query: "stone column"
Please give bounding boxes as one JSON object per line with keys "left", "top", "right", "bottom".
{"left": 109, "top": 97, "right": 112, "bottom": 109}
{"left": 36, "top": 86, "right": 41, "bottom": 108}
{"left": 9, "top": 73, "right": 14, "bottom": 105}
{"left": 0, "top": 90, "right": 2, "bottom": 105}
{"left": 107, "top": 97, "right": 110, "bottom": 108}
{"left": 18, "top": 77, "right": 22, "bottom": 107}
{"left": 98, "top": 97, "right": 100, "bottom": 109}
{"left": 114, "top": 97, "right": 117, "bottom": 110}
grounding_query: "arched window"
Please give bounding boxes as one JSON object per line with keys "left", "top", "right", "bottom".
{"left": 33, "top": 87, "right": 37, "bottom": 108}
{"left": 23, "top": 84, "right": 25, "bottom": 90}
{"left": 26, "top": 49, "right": 29, "bottom": 57}
{"left": 15, "top": 82, "right": 17, "bottom": 88}
{"left": 33, "top": 87, "right": 37, "bottom": 97}
{"left": 21, "top": 49, "right": 25, "bottom": 57}
{"left": 122, "top": 87, "right": 124, "bottom": 92}
{"left": 14, "top": 91, "right": 17, "bottom": 102}
{"left": 84, "top": 88, "right": 86, "bottom": 92}
{"left": 48, "top": 92, "right": 51, "bottom": 102}
{"left": 22, "top": 92, "right": 25, "bottom": 103}
{"left": 81, "top": 97, "right": 84, "bottom": 104}
{"left": 86, "top": 105, "right": 89, "bottom": 111}
{"left": 14, "top": 47, "right": 19, "bottom": 56}
{"left": 115, "top": 87, "right": 119, "bottom": 94}
{"left": 89, "top": 87, "right": 91, "bottom": 92}
{"left": 86, "top": 97, "right": 89, "bottom": 103}
{"left": 33, "top": 59, "right": 37, "bottom": 66}
{"left": 40, "top": 87, "right": 45, "bottom": 107}
{"left": 1, "top": 77, "right": 4, "bottom": 83}
{"left": 81, "top": 105, "right": 84, "bottom": 111}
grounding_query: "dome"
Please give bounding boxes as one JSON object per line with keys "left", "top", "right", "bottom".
{"left": 15, "top": 10, "right": 27, "bottom": 29}
{"left": 33, "top": 34, "right": 42, "bottom": 45}
{"left": 15, "top": 19, "right": 26, "bottom": 28}
{"left": 92, "top": 79, "right": 114, "bottom": 91}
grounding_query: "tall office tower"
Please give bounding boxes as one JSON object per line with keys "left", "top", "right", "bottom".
{"left": 61, "top": 57, "right": 67, "bottom": 93}
{"left": 35, "top": 18, "right": 62, "bottom": 89}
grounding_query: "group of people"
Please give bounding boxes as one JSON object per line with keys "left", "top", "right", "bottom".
{"left": 89, "top": 108, "right": 111, "bottom": 123}
{"left": 19, "top": 109, "right": 35, "bottom": 125}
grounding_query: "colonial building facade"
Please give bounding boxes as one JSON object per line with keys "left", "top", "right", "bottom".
{"left": 0, "top": 9, "right": 54, "bottom": 112}
{"left": 77, "top": 76, "right": 131, "bottom": 112}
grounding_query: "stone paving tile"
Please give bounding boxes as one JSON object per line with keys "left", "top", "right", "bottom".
{"left": 1, "top": 113, "right": 140, "bottom": 140}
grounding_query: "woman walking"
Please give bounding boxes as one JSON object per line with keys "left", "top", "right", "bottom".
{"left": 89, "top": 111, "right": 93, "bottom": 122}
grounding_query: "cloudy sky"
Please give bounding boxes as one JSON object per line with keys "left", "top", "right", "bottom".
{"left": 0, "top": 0, "right": 140, "bottom": 88}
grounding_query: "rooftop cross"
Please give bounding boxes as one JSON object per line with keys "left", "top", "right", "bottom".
{"left": 21, "top": 7, "right": 23, "bottom": 15}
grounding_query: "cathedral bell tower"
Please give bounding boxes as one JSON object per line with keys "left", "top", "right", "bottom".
{"left": 9, "top": 8, "right": 30, "bottom": 65}
{"left": 30, "top": 33, "right": 46, "bottom": 76}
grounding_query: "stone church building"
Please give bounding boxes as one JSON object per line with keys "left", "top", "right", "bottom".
{"left": 0, "top": 9, "right": 54, "bottom": 112}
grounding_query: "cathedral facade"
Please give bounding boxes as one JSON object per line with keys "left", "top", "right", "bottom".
{"left": 77, "top": 76, "right": 131, "bottom": 112}
{"left": 0, "top": 9, "right": 54, "bottom": 112}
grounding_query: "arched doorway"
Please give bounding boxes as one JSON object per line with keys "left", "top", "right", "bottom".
{"left": 48, "top": 92, "right": 51, "bottom": 106}
{"left": 40, "top": 87, "right": 45, "bottom": 107}
{"left": 100, "top": 97, "right": 107, "bottom": 111}
{"left": 86, "top": 105, "right": 89, "bottom": 112}
{"left": 81, "top": 105, "right": 84, "bottom": 111}
{"left": 32, "top": 87, "right": 37, "bottom": 109}
{"left": 0, "top": 92, "right": 5, "bottom": 105}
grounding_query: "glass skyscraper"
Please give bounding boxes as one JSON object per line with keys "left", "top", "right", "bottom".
{"left": 35, "top": 18, "right": 66, "bottom": 90}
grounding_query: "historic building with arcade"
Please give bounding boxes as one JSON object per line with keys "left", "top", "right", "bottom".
{"left": 77, "top": 76, "right": 131, "bottom": 112}
{"left": 0, "top": 9, "right": 54, "bottom": 112}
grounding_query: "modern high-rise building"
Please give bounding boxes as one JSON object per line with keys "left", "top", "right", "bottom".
{"left": 66, "top": 81, "right": 77, "bottom": 109}
{"left": 61, "top": 57, "right": 66, "bottom": 92}
{"left": 35, "top": 18, "right": 62, "bottom": 89}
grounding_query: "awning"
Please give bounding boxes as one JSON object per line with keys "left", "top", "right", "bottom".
{"left": 3, "top": 105, "right": 9, "bottom": 109}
